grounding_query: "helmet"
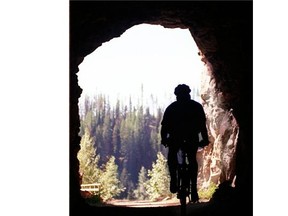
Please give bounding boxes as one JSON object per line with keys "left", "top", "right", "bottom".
{"left": 174, "top": 84, "right": 191, "bottom": 96}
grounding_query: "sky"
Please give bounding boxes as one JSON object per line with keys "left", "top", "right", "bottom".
{"left": 77, "top": 24, "right": 205, "bottom": 110}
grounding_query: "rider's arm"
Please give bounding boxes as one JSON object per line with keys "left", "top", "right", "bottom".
{"left": 160, "top": 124, "right": 169, "bottom": 147}
{"left": 199, "top": 105, "right": 209, "bottom": 147}
{"left": 160, "top": 107, "right": 171, "bottom": 147}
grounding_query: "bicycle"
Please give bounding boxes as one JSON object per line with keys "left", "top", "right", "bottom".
{"left": 176, "top": 146, "right": 191, "bottom": 216}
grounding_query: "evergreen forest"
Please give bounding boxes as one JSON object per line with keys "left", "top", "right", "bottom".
{"left": 78, "top": 88, "right": 199, "bottom": 201}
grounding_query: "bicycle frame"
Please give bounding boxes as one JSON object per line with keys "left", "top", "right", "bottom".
{"left": 177, "top": 148, "right": 191, "bottom": 216}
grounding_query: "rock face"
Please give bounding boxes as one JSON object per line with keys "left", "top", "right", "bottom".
{"left": 197, "top": 60, "right": 239, "bottom": 189}
{"left": 70, "top": 1, "right": 252, "bottom": 214}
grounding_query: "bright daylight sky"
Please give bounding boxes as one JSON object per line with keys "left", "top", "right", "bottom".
{"left": 77, "top": 24, "right": 205, "bottom": 110}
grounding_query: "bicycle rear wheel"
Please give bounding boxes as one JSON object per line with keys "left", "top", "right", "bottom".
{"left": 178, "top": 168, "right": 188, "bottom": 216}
{"left": 180, "top": 194, "right": 186, "bottom": 216}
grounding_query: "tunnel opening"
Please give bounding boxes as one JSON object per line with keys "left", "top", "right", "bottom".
{"left": 76, "top": 23, "right": 239, "bottom": 206}
{"left": 76, "top": 24, "right": 212, "bottom": 204}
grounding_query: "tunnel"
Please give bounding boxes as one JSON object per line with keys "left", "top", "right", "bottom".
{"left": 69, "top": 1, "right": 252, "bottom": 216}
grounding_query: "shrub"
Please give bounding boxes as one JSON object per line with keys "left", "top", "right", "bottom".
{"left": 198, "top": 182, "right": 218, "bottom": 200}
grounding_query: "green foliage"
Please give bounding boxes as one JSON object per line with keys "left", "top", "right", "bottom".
{"left": 99, "top": 156, "right": 125, "bottom": 202}
{"left": 77, "top": 128, "right": 101, "bottom": 184}
{"left": 133, "top": 166, "right": 149, "bottom": 200}
{"left": 78, "top": 93, "right": 169, "bottom": 200}
{"left": 198, "top": 182, "right": 218, "bottom": 200}
{"left": 78, "top": 130, "right": 125, "bottom": 202}
{"left": 126, "top": 181, "right": 136, "bottom": 200}
{"left": 145, "top": 152, "right": 171, "bottom": 201}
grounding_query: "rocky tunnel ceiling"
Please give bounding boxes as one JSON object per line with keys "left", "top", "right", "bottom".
{"left": 69, "top": 1, "right": 252, "bottom": 215}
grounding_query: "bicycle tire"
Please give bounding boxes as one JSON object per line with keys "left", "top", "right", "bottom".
{"left": 180, "top": 197, "right": 186, "bottom": 216}
{"left": 177, "top": 151, "right": 189, "bottom": 216}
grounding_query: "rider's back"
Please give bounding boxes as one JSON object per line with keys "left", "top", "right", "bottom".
{"left": 162, "top": 99, "right": 204, "bottom": 145}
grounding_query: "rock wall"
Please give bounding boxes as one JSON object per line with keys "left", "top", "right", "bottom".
{"left": 197, "top": 60, "right": 239, "bottom": 189}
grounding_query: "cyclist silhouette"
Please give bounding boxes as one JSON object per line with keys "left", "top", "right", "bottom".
{"left": 161, "top": 84, "right": 209, "bottom": 202}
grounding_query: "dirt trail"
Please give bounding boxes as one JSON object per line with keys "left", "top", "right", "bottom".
{"left": 106, "top": 197, "right": 209, "bottom": 208}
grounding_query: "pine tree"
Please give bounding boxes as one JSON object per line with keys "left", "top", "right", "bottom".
{"left": 99, "top": 156, "right": 124, "bottom": 202}
{"left": 145, "top": 152, "right": 171, "bottom": 201}
{"left": 112, "top": 99, "right": 121, "bottom": 159}
{"left": 77, "top": 128, "right": 101, "bottom": 184}
{"left": 118, "top": 167, "right": 131, "bottom": 199}
{"left": 133, "top": 166, "right": 149, "bottom": 200}
{"left": 102, "top": 103, "right": 113, "bottom": 157}
{"left": 78, "top": 92, "right": 170, "bottom": 200}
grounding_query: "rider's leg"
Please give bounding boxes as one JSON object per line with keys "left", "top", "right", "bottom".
{"left": 168, "top": 147, "right": 178, "bottom": 193}
{"left": 188, "top": 149, "right": 199, "bottom": 202}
